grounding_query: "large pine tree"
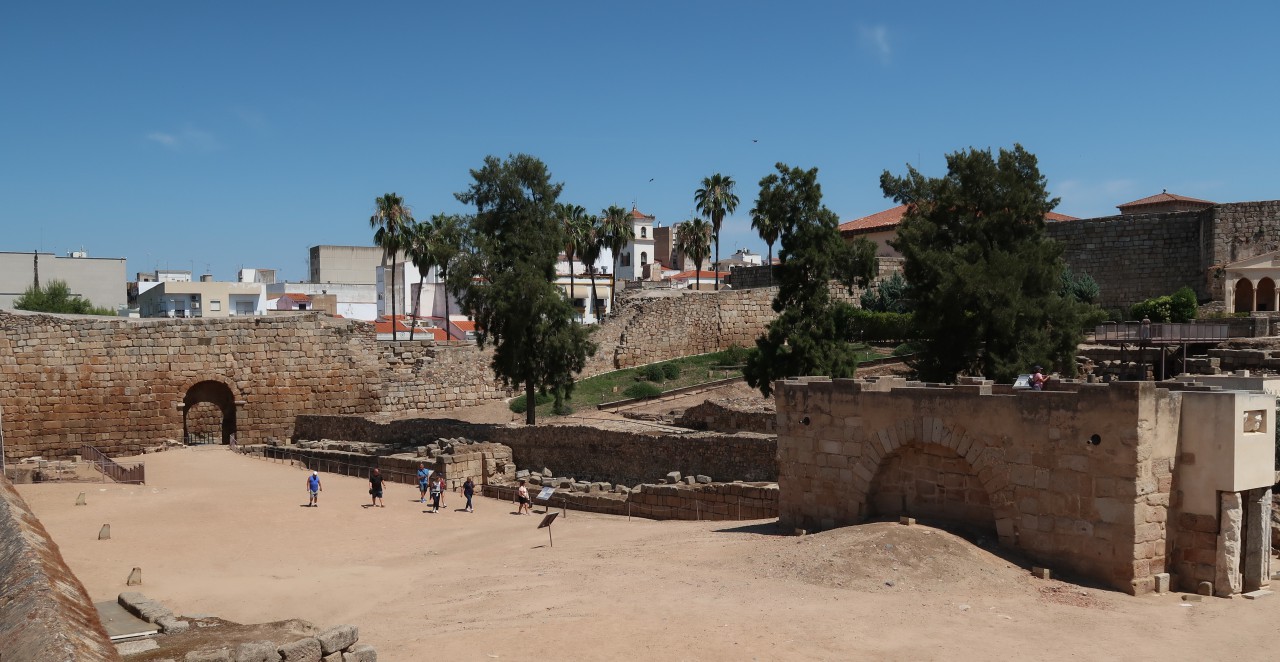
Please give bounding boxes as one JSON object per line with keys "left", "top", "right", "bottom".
{"left": 880, "top": 144, "right": 1096, "bottom": 383}
{"left": 454, "top": 154, "right": 595, "bottom": 424}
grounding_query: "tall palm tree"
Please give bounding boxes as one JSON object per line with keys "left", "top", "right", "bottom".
{"left": 599, "top": 205, "right": 634, "bottom": 313}
{"left": 694, "top": 174, "right": 739, "bottom": 290}
{"left": 370, "top": 193, "right": 413, "bottom": 335}
{"left": 749, "top": 206, "right": 781, "bottom": 268}
{"left": 555, "top": 203, "right": 590, "bottom": 321}
{"left": 578, "top": 214, "right": 604, "bottom": 320}
{"left": 428, "top": 213, "right": 465, "bottom": 340}
{"left": 403, "top": 219, "right": 434, "bottom": 340}
{"left": 676, "top": 217, "right": 713, "bottom": 291}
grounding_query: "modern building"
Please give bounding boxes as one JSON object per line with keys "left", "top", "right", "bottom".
{"left": 714, "top": 248, "right": 763, "bottom": 271}
{"left": 0, "top": 250, "right": 127, "bottom": 312}
{"left": 309, "top": 245, "right": 405, "bottom": 285}
{"left": 237, "top": 268, "right": 277, "bottom": 285}
{"left": 137, "top": 278, "right": 266, "bottom": 318}
{"left": 266, "top": 282, "right": 377, "bottom": 320}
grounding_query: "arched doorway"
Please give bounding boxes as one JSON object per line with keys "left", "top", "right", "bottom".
{"left": 1234, "top": 279, "right": 1255, "bottom": 313}
{"left": 1256, "top": 278, "right": 1276, "bottom": 312}
{"left": 183, "top": 380, "right": 237, "bottom": 444}
{"left": 867, "top": 442, "right": 994, "bottom": 533}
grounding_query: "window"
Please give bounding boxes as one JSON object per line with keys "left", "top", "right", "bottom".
{"left": 209, "top": 300, "right": 221, "bottom": 312}
{"left": 640, "top": 252, "right": 648, "bottom": 266}
{"left": 622, "top": 252, "right": 631, "bottom": 267}
{"left": 641, "top": 226, "right": 647, "bottom": 238}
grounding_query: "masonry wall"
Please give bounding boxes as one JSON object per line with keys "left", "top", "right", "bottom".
{"left": 611, "top": 288, "right": 776, "bottom": 369}
{"left": 775, "top": 377, "right": 1180, "bottom": 594}
{"left": 484, "top": 481, "right": 779, "bottom": 521}
{"left": 377, "top": 340, "right": 511, "bottom": 411}
{"left": 0, "top": 476, "right": 121, "bottom": 661}
{"left": 292, "top": 415, "right": 778, "bottom": 486}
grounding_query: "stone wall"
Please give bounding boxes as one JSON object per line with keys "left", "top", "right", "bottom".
{"left": 377, "top": 340, "right": 511, "bottom": 411}
{"left": 484, "top": 481, "right": 779, "bottom": 521}
{"left": 674, "top": 399, "right": 776, "bottom": 434}
{"left": 775, "top": 377, "right": 1181, "bottom": 594}
{"left": 292, "top": 415, "right": 778, "bottom": 486}
{"left": 0, "top": 476, "right": 121, "bottom": 661}
{"left": 612, "top": 288, "right": 776, "bottom": 369}
{"left": 1047, "top": 210, "right": 1211, "bottom": 309}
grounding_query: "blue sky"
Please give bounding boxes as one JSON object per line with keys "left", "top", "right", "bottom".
{"left": 3, "top": 2, "right": 1278, "bottom": 281}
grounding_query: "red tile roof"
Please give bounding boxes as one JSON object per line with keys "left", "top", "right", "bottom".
{"left": 278, "top": 293, "right": 311, "bottom": 303}
{"left": 1116, "top": 191, "right": 1215, "bottom": 210}
{"left": 450, "top": 320, "right": 476, "bottom": 332}
{"left": 839, "top": 205, "right": 1078, "bottom": 235}
{"left": 670, "top": 269, "right": 729, "bottom": 281}
{"left": 630, "top": 206, "right": 653, "bottom": 220}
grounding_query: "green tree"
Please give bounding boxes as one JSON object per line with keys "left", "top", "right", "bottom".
{"left": 1060, "top": 266, "right": 1100, "bottom": 305}
{"left": 599, "top": 204, "right": 634, "bottom": 312}
{"left": 880, "top": 144, "right": 1098, "bottom": 383}
{"left": 860, "top": 271, "right": 911, "bottom": 313}
{"left": 13, "top": 280, "right": 115, "bottom": 315}
{"left": 403, "top": 219, "right": 433, "bottom": 340}
{"left": 675, "top": 217, "right": 712, "bottom": 291}
{"left": 577, "top": 213, "right": 604, "bottom": 320}
{"left": 370, "top": 193, "right": 413, "bottom": 331}
{"left": 743, "top": 163, "right": 879, "bottom": 397}
{"left": 749, "top": 203, "right": 781, "bottom": 269}
{"left": 454, "top": 154, "right": 596, "bottom": 424}
{"left": 427, "top": 213, "right": 467, "bottom": 339}
{"left": 556, "top": 203, "right": 591, "bottom": 322}
{"left": 694, "top": 173, "right": 740, "bottom": 290}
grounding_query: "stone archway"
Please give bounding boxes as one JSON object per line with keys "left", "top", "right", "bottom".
{"left": 1257, "top": 278, "right": 1276, "bottom": 312}
{"left": 867, "top": 443, "right": 994, "bottom": 533}
{"left": 1234, "top": 279, "right": 1255, "bottom": 313}
{"left": 182, "top": 380, "right": 237, "bottom": 444}
{"left": 851, "top": 419, "right": 1017, "bottom": 544}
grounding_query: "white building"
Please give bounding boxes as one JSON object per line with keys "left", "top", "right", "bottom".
{"left": 714, "top": 248, "right": 763, "bottom": 271}
{"left": 265, "top": 282, "right": 377, "bottom": 320}
{"left": 137, "top": 278, "right": 266, "bottom": 318}
{"left": 615, "top": 206, "right": 656, "bottom": 281}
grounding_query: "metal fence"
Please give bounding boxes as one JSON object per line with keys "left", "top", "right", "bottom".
{"left": 1094, "top": 321, "right": 1230, "bottom": 343}
{"left": 79, "top": 444, "right": 145, "bottom": 484}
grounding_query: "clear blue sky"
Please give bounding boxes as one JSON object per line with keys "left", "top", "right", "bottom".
{"left": 3, "top": 2, "right": 1278, "bottom": 281}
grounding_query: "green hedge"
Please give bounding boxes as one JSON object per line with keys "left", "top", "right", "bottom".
{"left": 848, "top": 310, "right": 916, "bottom": 342}
{"left": 1129, "top": 287, "right": 1198, "bottom": 323}
{"left": 624, "top": 382, "right": 663, "bottom": 399}
{"left": 508, "top": 392, "right": 555, "bottom": 413}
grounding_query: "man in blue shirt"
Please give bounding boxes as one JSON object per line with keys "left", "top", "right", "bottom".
{"left": 307, "top": 471, "right": 322, "bottom": 507}
{"left": 417, "top": 463, "right": 432, "bottom": 504}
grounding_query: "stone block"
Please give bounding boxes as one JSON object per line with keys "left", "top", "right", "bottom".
{"left": 343, "top": 644, "right": 378, "bottom": 662}
{"left": 324, "top": 653, "right": 344, "bottom": 662}
{"left": 279, "top": 638, "right": 322, "bottom": 662}
{"left": 158, "top": 615, "right": 189, "bottom": 633}
{"left": 1032, "top": 567, "right": 1052, "bottom": 580}
{"left": 1197, "top": 581, "right": 1214, "bottom": 596}
{"left": 185, "top": 649, "right": 233, "bottom": 662}
{"left": 695, "top": 475, "right": 712, "bottom": 484}
{"left": 235, "top": 641, "right": 280, "bottom": 662}
{"left": 317, "top": 625, "right": 359, "bottom": 655}
{"left": 1154, "top": 573, "right": 1171, "bottom": 593}
{"left": 666, "top": 471, "right": 682, "bottom": 484}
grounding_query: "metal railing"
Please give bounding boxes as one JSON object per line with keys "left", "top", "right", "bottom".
{"left": 1094, "top": 321, "right": 1229, "bottom": 343}
{"left": 79, "top": 444, "right": 146, "bottom": 484}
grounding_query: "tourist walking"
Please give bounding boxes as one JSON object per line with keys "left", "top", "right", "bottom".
{"left": 1031, "top": 365, "right": 1048, "bottom": 391}
{"left": 369, "top": 468, "right": 386, "bottom": 508}
{"left": 462, "top": 477, "right": 475, "bottom": 513}
{"left": 429, "top": 473, "right": 444, "bottom": 513}
{"left": 515, "top": 479, "right": 531, "bottom": 515}
{"left": 306, "top": 471, "right": 322, "bottom": 507}
{"left": 417, "top": 462, "right": 432, "bottom": 504}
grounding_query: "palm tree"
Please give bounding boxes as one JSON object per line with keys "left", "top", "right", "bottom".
{"left": 749, "top": 205, "right": 781, "bottom": 268}
{"left": 694, "top": 174, "right": 739, "bottom": 290}
{"left": 370, "top": 193, "right": 413, "bottom": 336}
{"left": 428, "top": 214, "right": 465, "bottom": 340}
{"left": 599, "top": 205, "right": 634, "bottom": 313}
{"left": 578, "top": 214, "right": 604, "bottom": 320}
{"left": 676, "top": 217, "right": 713, "bottom": 291}
{"left": 403, "top": 219, "right": 434, "bottom": 340}
{"left": 555, "top": 203, "right": 590, "bottom": 321}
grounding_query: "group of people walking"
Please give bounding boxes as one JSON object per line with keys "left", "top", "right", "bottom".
{"left": 303, "top": 463, "right": 476, "bottom": 513}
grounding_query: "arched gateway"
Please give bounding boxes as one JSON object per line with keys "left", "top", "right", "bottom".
{"left": 182, "top": 380, "right": 238, "bottom": 444}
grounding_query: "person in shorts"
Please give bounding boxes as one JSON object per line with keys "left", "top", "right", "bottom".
{"left": 515, "top": 479, "right": 531, "bottom": 515}
{"left": 369, "top": 468, "right": 386, "bottom": 508}
{"left": 417, "top": 463, "right": 432, "bottom": 504}
{"left": 306, "top": 471, "right": 322, "bottom": 507}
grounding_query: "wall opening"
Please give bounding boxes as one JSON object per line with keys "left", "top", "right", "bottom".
{"left": 867, "top": 443, "right": 994, "bottom": 533}
{"left": 182, "top": 380, "right": 237, "bottom": 444}
{"left": 1257, "top": 278, "right": 1276, "bottom": 312}
{"left": 1234, "top": 279, "right": 1255, "bottom": 313}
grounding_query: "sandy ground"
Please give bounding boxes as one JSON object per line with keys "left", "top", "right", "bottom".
{"left": 18, "top": 447, "right": 1280, "bottom": 662}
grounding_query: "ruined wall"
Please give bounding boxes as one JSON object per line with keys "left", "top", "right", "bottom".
{"left": 485, "top": 481, "right": 779, "bottom": 521}
{"left": 292, "top": 415, "right": 777, "bottom": 486}
{"left": 0, "top": 476, "right": 121, "bottom": 661}
{"left": 1211, "top": 201, "right": 1280, "bottom": 279}
{"left": 775, "top": 377, "right": 1181, "bottom": 594}
{"left": 674, "top": 399, "right": 776, "bottom": 434}
{"left": 377, "top": 340, "right": 511, "bottom": 411}
{"left": 612, "top": 288, "right": 776, "bottom": 369}
{"left": 1047, "top": 211, "right": 1211, "bottom": 309}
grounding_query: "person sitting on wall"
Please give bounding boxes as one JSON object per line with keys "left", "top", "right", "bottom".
{"left": 1031, "top": 366, "right": 1049, "bottom": 391}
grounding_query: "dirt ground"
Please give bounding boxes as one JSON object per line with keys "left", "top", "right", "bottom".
{"left": 18, "top": 447, "right": 1280, "bottom": 662}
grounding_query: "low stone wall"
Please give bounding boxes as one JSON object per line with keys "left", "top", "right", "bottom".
{"left": 674, "top": 399, "right": 776, "bottom": 434}
{"left": 0, "top": 476, "right": 121, "bottom": 661}
{"left": 292, "top": 415, "right": 778, "bottom": 486}
{"left": 484, "top": 481, "right": 778, "bottom": 521}
{"left": 250, "top": 441, "right": 515, "bottom": 490}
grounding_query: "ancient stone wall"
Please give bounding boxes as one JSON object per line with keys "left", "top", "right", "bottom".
{"left": 484, "top": 481, "right": 779, "bottom": 521}
{"left": 1047, "top": 211, "right": 1211, "bottom": 309}
{"left": 292, "top": 415, "right": 778, "bottom": 486}
{"left": 775, "top": 377, "right": 1181, "bottom": 594}
{"left": 377, "top": 340, "right": 511, "bottom": 411}
{"left": 612, "top": 288, "right": 776, "bottom": 369}
{"left": 674, "top": 399, "right": 776, "bottom": 434}
{"left": 1211, "top": 201, "right": 1280, "bottom": 279}
{"left": 0, "top": 476, "right": 121, "bottom": 661}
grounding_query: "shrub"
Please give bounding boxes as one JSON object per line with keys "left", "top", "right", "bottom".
{"left": 892, "top": 341, "right": 922, "bottom": 357}
{"left": 1130, "top": 287, "right": 1199, "bottom": 323}
{"left": 860, "top": 271, "right": 912, "bottom": 313}
{"left": 847, "top": 310, "right": 916, "bottom": 342}
{"left": 639, "top": 364, "right": 666, "bottom": 382}
{"left": 508, "top": 392, "right": 554, "bottom": 413}
{"left": 624, "top": 382, "right": 663, "bottom": 399}
{"left": 661, "top": 363, "right": 681, "bottom": 380}
{"left": 716, "top": 344, "right": 749, "bottom": 365}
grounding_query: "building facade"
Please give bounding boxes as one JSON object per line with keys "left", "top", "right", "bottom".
{"left": 137, "top": 280, "right": 266, "bottom": 318}
{"left": 0, "top": 250, "right": 127, "bottom": 312}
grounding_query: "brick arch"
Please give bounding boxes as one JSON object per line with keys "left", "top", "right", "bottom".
{"left": 852, "top": 418, "right": 1017, "bottom": 543}
{"left": 182, "top": 378, "right": 239, "bottom": 444}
